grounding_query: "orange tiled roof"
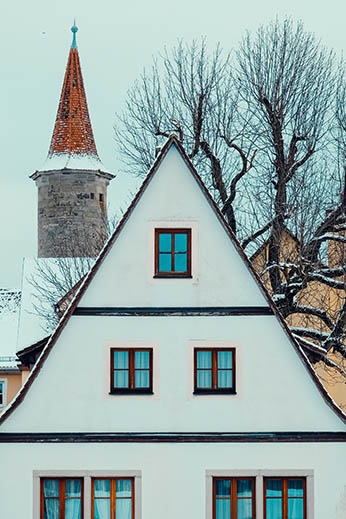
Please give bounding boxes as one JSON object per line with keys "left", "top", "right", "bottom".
{"left": 48, "top": 25, "right": 99, "bottom": 158}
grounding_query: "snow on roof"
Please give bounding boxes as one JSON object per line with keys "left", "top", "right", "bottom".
{"left": 0, "top": 289, "right": 21, "bottom": 364}
{"left": 37, "top": 152, "right": 114, "bottom": 175}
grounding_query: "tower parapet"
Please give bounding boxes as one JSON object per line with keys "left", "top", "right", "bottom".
{"left": 31, "top": 24, "right": 115, "bottom": 258}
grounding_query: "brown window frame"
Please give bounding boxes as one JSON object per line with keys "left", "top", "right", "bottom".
{"left": 40, "top": 477, "right": 84, "bottom": 519}
{"left": 194, "top": 348, "right": 236, "bottom": 394}
{"left": 92, "top": 477, "right": 135, "bottom": 519}
{"left": 213, "top": 477, "right": 256, "bottom": 519}
{"left": 264, "top": 477, "right": 306, "bottom": 519}
{"left": 110, "top": 348, "right": 153, "bottom": 395}
{"left": 154, "top": 228, "right": 192, "bottom": 278}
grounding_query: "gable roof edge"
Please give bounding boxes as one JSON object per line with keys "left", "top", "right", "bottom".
{"left": 1, "top": 135, "right": 345, "bottom": 427}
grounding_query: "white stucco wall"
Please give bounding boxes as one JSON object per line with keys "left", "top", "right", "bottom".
{"left": 1, "top": 313, "right": 344, "bottom": 432}
{"left": 0, "top": 441, "right": 345, "bottom": 519}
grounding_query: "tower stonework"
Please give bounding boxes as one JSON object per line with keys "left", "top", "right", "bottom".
{"left": 31, "top": 24, "right": 114, "bottom": 258}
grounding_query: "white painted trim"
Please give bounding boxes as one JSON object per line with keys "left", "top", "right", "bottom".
{"left": 104, "top": 340, "right": 160, "bottom": 400}
{"left": 187, "top": 341, "right": 241, "bottom": 400}
{"left": 205, "top": 470, "right": 314, "bottom": 519}
{"left": 0, "top": 378, "right": 7, "bottom": 408}
{"left": 147, "top": 220, "right": 199, "bottom": 284}
{"left": 33, "top": 470, "right": 142, "bottom": 519}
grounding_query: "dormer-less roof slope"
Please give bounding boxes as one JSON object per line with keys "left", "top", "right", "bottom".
{"left": 40, "top": 24, "right": 106, "bottom": 172}
{"left": 1, "top": 135, "right": 345, "bottom": 427}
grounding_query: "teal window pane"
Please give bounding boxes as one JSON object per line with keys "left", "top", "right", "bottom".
{"left": 94, "top": 480, "right": 111, "bottom": 497}
{"left": 266, "top": 480, "right": 282, "bottom": 497}
{"left": 197, "top": 351, "right": 212, "bottom": 368}
{"left": 288, "top": 499, "right": 304, "bottom": 519}
{"left": 135, "top": 370, "right": 150, "bottom": 388}
{"left": 0, "top": 382, "right": 3, "bottom": 405}
{"left": 113, "top": 351, "right": 128, "bottom": 369}
{"left": 116, "top": 498, "right": 132, "bottom": 519}
{"left": 218, "top": 351, "right": 233, "bottom": 368}
{"left": 159, "top": 253, "right": 172, "bottom": 271}
{"left": 65, "top": 480, "right": 81, "bottom": 497}
{"left": 215, "top": 498, "right": 231, "bottom": 519}
{"left": 113, "top": 371, "right": 129, "bottom": 388}
{"left": 266, "top": 499, "right": 282, "bottom": 519}
{"left": 65, "top": 499, "right": 81, "bottom": 519}
{"left": 216, "top": 480, "right": 231, "bottom": 497}
{"left": 135, "top": 351, "right": 149, "bottom": 369}
{"left": 94, "top": 499, "right": 110, "bottom": 519}
{"left": 237, "top": 498, "right": 253, "bottom": 519}
{"left": 237, "top": 480, "right": 252, "bottom": 498}
{"left": 44, "top": 499, "right": 59, "bottom": 519}
{"left": 159, "top": 233, "right": 172, "bottom": 252}
{"left": 174, "top": 253, "right": 187, "bottom": 272}
{"left": 116, "top": 479, "right": 132, "bottom": 497}
{"left": 174, "top": 233, "right": 187, "bottom": 252}
{"left": 44, "top": 480, "right": 60, "bottom": 497}
{"left": 197, "top": 370, "right": 212, "bottom": 388}
{"left": 218, "top": 370, "right": 233, "bottom": 388}
{"left": 288, "top": 480, "right": 304, "bottom": 497}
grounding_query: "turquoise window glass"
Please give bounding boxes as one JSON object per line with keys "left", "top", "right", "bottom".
{"left": 197, "top": 370, "right": 212, "bottom": 387}
{"left": 266, "top": 479, "right": 282, "bottom": 497}
{"left": 237, "top": 480, "right": 252, "bottom": 498}
{"left": 94, "top": 480, "right": 111, "bottom": 497}
{"left": 288, "top": 480, "right": 304, "bottom": 497}
{"left": 65, "top": 499, "right": 81, "bottom": 519}
{"left": 94, "top": 500, "right": 110, "bottom": 519}
{"left": 174, "top": 233, "right": 187, "bottom": 252}
{"left": 44, "top": 480, "right": 60, "bottom": 497}
{"left": 135, "top": 370, "right": 149, "bottom": 388}
{"left": 218, "top": 370, "right": 233, "bottom": 388}
{"left": 216, "top": 480, "right": 231, "bottom": 497}
{"left": 65, "top": 480, "right": 81, "bottom": 497}
{"left": 218, "top": 351, "right": 233, "bottom": 368}
{"left": 113, "top": 351, "right": 128, "bottom": 369}
{"left": 237, "top": 499, "right": 252, "bottom": 519}
{"left": 135, "top": 351, "right": 149, "bottom": 369}
{"left": 266, "top": 499, "right": 282, "bottom": 519}
{"left": 116, "top": 499, "right": 132, "bottom": 519}
{"left": 159, "top": 253, "right": 172, "bottom": 271}
{"left": 44, "top": 499, "right": 59, "bottom": 519}
{"left": 0, "top": 382, "right": 3, "bottom": 405}
{"left": 287, "top": 499, "right": 304, "bottom": 519}
{"left": 174, "top": 253, "right": 187, "bottom": 272}
{"left": 159, "top": 233, "right": 172, "bottom": 252}
{"left": 215, "top": 499, "right": 231, "bottom": 519}
{"left": 113, "top": 371, "right": 129, "bottom": 388}
{"left": 197, "top": 351, "right": 212, "bottom": 368}
{"left": 116, "top": 480, "right": 132, "bottom": 497}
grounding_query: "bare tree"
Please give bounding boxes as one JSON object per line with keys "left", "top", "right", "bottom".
{"left": 114, "top": 19, "right": 346, "bottom": 405}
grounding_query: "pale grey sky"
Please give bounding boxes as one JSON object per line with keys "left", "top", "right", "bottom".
{"left": 1, "top": 0, "right": 345, "bottom": 286}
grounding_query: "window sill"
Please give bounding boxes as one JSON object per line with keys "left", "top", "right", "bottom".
{"left": 193, "top": 389, "right": 237, "bottom": 395}
{"left": 153, "top": 274, "right": 193, "bottom": 279}
{"left": 109, "top": 389, "right": 154, "bottom": 395}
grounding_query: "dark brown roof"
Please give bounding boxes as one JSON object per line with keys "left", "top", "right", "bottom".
{"left": 1, "top": 135, "right": 345, "bottom": 427}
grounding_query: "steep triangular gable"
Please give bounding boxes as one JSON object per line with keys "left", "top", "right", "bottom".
{"left": 1, "top": 135, "right": 345, "bottom": 426}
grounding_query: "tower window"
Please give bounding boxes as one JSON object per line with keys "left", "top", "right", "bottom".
{"left": 99, "top": 193, "right": 104, "bottom": 202}
{"left": 90, "top": 193, "right": 94, "bottom": 199}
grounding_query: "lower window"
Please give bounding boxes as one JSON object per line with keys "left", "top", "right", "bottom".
{"left": 264, "top": 478, "right": 306, "bottom": 519}
{"left": 41, "top": 478, "right": 83, "bottom": 518}
{"left": 214, "top": 477, "right": 255, "bottom": 519}
{"left": 92, "top": 478, "right": 134, "bottom": 519}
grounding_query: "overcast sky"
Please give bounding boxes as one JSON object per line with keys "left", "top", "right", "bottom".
{"left": 1, "top": 0, "right": 345, "bottom": 287}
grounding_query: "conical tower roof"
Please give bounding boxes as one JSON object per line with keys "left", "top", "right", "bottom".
{"left": 44, "top": 23, "right": 106, "bottom": 171}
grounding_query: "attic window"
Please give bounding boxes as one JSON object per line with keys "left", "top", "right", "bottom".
{"left": 154, "top": 228, "right": 191, "bottom": 277}
{"left": 0, "top": 379, "right": 6, "bottom": 407}
{"left": 194, "top": 348, "right": 236, "bottom": 394}
{"left": 110, "top": 348, "right": 153, "bottom": 394}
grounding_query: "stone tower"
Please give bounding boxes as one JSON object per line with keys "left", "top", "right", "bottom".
{"left": 31, "top": 24, "right": 115, "bottom": 258}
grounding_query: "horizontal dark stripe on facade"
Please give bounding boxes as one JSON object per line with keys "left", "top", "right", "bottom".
{"left": 0, "top": 432, "right": 345, "bottom": 443}
{"left": 73, "top": 307, "right": 274, "bottom": 316}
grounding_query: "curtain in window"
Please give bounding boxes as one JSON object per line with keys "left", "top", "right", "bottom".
{"left": 43, "top": 480, "right": 60, "bottom": 519}
{"left": 135, "top": 351, "right": 150, "bottom": 388}
{"left": 197, "top": 351, "right": 212, "bottom": 387}
{"left": 287, "top": 480, "right": 304, "bottom": 519}
{"left": 94, "top": 480, "right": 110, "bottom": 519}
{"left": 237, "top": 480, "right": 253, "bottom": 519}
{"left": 116, "top": 480, "right": 132, "bottom": 519}
{"left": 65, "top": 480, "right": 81, "bottom": 519}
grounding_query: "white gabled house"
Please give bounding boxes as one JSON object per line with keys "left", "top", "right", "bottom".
{"left": 0, "top": 136, "right": 345, "bottom": 519}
